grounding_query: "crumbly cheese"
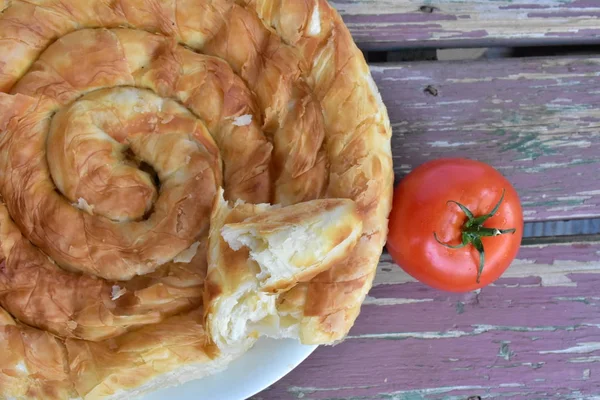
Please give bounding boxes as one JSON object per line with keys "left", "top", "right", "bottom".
{"left": 72, "top": 197, "right": 94, "bottom": 215}
{"left": 232, "top": 114, "right": 252, "bottom": 126}
{"left": 14, "top": 361, "right": 28, "bottom": 373}
{"left": 111, "top": 285, "right": 127, "bottom": 300}
{"left": 308, "top": 3, "right": 321, "bottom": 36}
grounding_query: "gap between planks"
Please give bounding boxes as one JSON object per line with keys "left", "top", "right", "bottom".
{"left": 375, "top": 241, "right": 600, "bottom": 289}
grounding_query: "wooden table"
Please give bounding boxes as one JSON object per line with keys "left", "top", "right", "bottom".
{"left": 256, "top": 2, "right": 600, "bottom": 399}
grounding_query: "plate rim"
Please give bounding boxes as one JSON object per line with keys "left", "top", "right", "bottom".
{"left": 143, "top": 337, "right": 318, "bottom": 400}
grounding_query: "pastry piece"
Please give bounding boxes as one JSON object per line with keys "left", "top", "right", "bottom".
{"left": 0, "top": 0, "right": 393, "bottom": 396}
{"left": 222, "top": 198, "right": 362, "bottom": 292}
{"left": 206, "top": 191, "right": 361, "bottom": 351}
{"left": 205, "top": 189, "right": 284, "bottom": 353}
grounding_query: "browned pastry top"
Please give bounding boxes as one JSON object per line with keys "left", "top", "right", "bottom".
{"left": 0, "top": 1, "right": 393, "bottom": 398}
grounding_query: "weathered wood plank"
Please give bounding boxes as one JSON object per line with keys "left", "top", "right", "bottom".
{"left": 256, "top": 242, "right": 600, "bottom": 399}
{"left": 371, "top": 56, "right": 600, "bottom": 222}
{"left": 334, "top": 0, "right": 600, "bottom": 50}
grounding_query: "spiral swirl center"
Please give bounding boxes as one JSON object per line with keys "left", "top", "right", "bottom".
{"left": 47, "top": 88, "right": 211, "bottom": 222}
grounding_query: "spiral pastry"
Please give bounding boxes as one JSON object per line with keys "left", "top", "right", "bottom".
{"left": 0, "top": 0, "right": 393, "bottom": 398}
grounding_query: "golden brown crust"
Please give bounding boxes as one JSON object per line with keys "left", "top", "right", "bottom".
{"left": 0, "top": 306, "right": 77, "bottom": 400}
{"left": 0, "top": 203, "right": 205, "bottom": 341}
{"left": 203, "top": 4, "right": 330, "bottom": 206}
{"left": 249, "top": 0, "right": 394, "bottom": 343}
{"left": 1, "top": 27, "right": 277, "bottom": 280}
{"left": 0, "top": 0, "right": 393, "bottom": 396}
{"left": 66, "top": 310, "right": 218, "bottom": 399}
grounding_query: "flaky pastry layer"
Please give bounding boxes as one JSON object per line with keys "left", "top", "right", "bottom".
{"left": 0, "top": 0, "right": 393, "bottom": 398}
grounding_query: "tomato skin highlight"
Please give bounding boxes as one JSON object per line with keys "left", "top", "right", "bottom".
{"left": 386, "top": 158, "right": 524, "bottom": 292}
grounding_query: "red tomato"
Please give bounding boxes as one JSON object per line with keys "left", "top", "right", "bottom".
{"left": 386, "top": 158, "right": 523, "bottom": 292}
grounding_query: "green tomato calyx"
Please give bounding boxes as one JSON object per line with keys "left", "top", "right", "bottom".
{"left": 433, "top": 189, "right": 516, "bottom": 283}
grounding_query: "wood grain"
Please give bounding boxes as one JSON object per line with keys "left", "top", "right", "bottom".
{"left": 256, "top": 242, "right": 600, "bottom": 399}
{"left": 372, "top": 56, "right": 600, "bottom": 222}
{"left": 334, "top": 0, "right": 600, "bottom": 50}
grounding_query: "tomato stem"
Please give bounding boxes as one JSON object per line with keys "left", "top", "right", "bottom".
{"left": 434, "top": 189, "right": 516, "bottom": 283}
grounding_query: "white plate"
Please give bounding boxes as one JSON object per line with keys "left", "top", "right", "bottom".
{"left": 145, "top": 339, "right": 318, "bottom": 400}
